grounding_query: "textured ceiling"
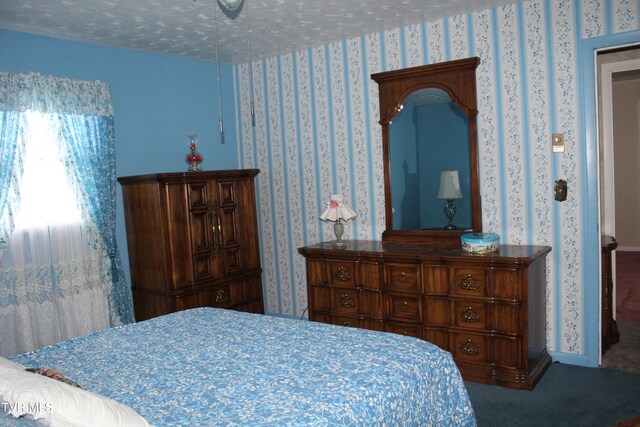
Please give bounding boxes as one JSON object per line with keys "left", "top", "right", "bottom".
{"left": 0, "top": 0, "right": 520, "bottom": 64}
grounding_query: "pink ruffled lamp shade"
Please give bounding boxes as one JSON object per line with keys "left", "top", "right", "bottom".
{"left": 320, "top": 194, "right": 357, "bottom": 246}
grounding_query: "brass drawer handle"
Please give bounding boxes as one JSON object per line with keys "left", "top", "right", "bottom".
{"left": 460, "top": 338, "right": 480, "bottom": 356}
{"left": 339, "top": 293, "right": 355, "bottom": 308}
{"left": 459, "top": 274, "right": 480, "bottom": 290}
{"left": 397, "top": 271, "right": 407, "bottom": 282}
{"left": 343, "top": 321, "right": 353, "bottom": 327}
{"left": 336, "top": 266, "right": 351, "bottom": 281}
{"left": 215, "top": 289, "right": 229, "bottom": 304}
{"left": 461, "top": 306, "right": 480, "bottom": 323}
{"left": 402, "top": 300, "right": 408, "bottom": 306}
{"left": 207, "top": 201, "right": 224, "bottom": 257}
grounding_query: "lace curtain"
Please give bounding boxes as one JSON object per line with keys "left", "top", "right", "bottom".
{"left": 0, "top": 72, "right": 133, "bottom": 357}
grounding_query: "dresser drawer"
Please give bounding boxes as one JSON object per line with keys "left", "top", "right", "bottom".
{"left": 328, "top": 261, "right": 357, "bottom": 288}
{"left": 329, "top": 288, "right": 384, "bottom": 317}
{"left": 451, "top": 333, "right": 488, "bottom": 363}
{"left": 388, "top": 322, "right": 421, "bottom": 339}
{"left": 330, "top": 288, "right": 359, "bottom": 315}
{"left": 451, "top": 268, "right": 487, "bottom": 297}
{"left": 453, "top": 302, "right": 486, "bottom": 330}
{"left": 388, "top": 294, "right": 422, "bottom": 322}
{"left": 175, "top": 284, "right": 232, "bottom": 312}
{"left": 452, "top": 301, "right": 521, "bottom": 334}
{"left": 331, "top": 315, "right": 361, "bottom": 328}
{"left": 385, "top": 263, "right": 420, "bottom": 293}
{"left": 451, "top": 332, "right": 523, "bottom": 368}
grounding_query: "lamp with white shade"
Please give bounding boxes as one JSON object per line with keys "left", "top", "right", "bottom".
{"left": 436, "top": 170, "right": 463, "bottom": 230}
{"left": 320, "top": 194, "right": 357, "bottom": 246}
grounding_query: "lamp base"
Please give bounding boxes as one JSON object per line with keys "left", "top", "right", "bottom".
{"left": 333, "top": 221, "right": 345, "bottom": 246}
{"left": 443, "top": 199, "right": 458, "bottom": 230}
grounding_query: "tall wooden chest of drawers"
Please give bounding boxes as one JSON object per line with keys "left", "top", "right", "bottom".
{"left": 298, "top": 240, "right": 551, "bottom": 389}
{"left": 118, "top": 170, "right": 264, "bottom": 321}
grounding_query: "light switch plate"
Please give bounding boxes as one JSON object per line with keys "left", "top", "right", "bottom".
{"left": 552, "top": 133, "right": 565, "bottom": 153}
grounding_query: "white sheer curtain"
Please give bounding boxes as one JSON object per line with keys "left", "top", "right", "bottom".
{"left": 0, "top": 110, "right": 111, "bottom": 357}
{"left": 0, "top": 223, "right": 111, "bottom": 357}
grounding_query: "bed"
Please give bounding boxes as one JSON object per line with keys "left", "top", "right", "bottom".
{"left": 1, "top": 308, "right": 476, "bottom": 426}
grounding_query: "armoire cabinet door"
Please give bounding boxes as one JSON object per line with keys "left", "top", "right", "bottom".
{"left": 186, "top": 178, "right": 255, "bottom": 283}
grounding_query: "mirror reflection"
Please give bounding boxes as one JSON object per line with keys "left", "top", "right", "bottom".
{"left": 389, "top": 88, "right": 472, "bottom": 231}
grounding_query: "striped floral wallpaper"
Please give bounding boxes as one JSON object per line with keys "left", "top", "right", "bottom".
{"left": 232, "top": 0, "right": 639, "bottom": 362}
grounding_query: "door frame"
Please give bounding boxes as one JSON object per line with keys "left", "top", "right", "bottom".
{"left": 581, "top": 29, "right": 640, "bottom": 366}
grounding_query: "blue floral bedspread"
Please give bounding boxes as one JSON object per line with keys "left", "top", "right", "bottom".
{"left": 11, "top": 308, "right": 476, "bottom": 426}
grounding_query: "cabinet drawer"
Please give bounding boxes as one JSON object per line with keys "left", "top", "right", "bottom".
{"left": 330, "top": 289, "right": 359, "bottom": 315}
{"left": 388, "top": 322, "right": 421, "bottom": 339}
{"left": 385, "top": 263, "right": 420, "bottom": 292}
{"left": 330, "top": 315, "right": 386, "bottom": 332}
{"left": 329, "top": 289, "right": 384, "bottom": 317}
{"left": 453, "top": 302, "right": 486, "bottom": 330}
{"left": 203, "top": 284, "right": 233, "bottom": 308}
{"left": 331, "top": 315, "right": 361, "bottom": 328}
{"left": 175, "top": 284, "right": 232, "bottom": 312}
{"left": 452, "top": 301, "right": 521, "bottom": 334}
{"left": 451, "top": 333, "right": 488, "bottom": 363}
{"left": 451, "top": 332, "right": 523, "bottom": 368}
{"left": 328, "top": 261, "right": 357, "bottom": 288}
{"left": 388, "top": 294, "right": 421, "bottom": 322}
{"left": 452, "top": 268, "right": 487, "bottom": 297}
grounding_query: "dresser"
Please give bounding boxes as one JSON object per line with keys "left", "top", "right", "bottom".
{"left": 298, "top": 240, "right": 551, "bottom": 390}
{"left": 118, "top": 170, "right": 263, "bottom": 321}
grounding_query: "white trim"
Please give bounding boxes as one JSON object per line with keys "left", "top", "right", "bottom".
{"left": 601, "top": 58, "right": 640, "bottom": 238}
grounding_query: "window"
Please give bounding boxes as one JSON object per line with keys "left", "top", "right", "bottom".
{"left": 13, "top": 111, "right": 81, "bottom": 229}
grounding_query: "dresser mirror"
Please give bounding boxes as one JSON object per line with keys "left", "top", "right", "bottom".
{"left": 371, "top": 57, "right": 482, "bottom": 245}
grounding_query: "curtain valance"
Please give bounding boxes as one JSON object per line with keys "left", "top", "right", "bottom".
{"left": 0, "top": 72, "right": 114, "bottom": 117}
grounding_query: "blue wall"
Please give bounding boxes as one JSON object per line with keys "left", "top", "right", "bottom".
{"left": 0, "top": 29, "right": 239, "bottom": 289}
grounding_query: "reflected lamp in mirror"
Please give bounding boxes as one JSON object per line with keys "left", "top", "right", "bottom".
{"left": 437, "top": 170, "right": 463, "bottom": 230}
{"left": 320, "top": 194, "right": 357, "bottom": 246}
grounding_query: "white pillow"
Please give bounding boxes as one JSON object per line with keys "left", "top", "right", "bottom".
{"left": 0, "top": 363, "right": 151, "bottom": 427}
{"left": 0, "top": 356, "right": 25, "bottom": 370}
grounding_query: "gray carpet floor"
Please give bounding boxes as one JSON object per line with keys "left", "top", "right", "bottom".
{"left": 602, "top": 321, "right": 640, "bottom": 375}
{"left": 466, "top": 362, "right": 640, "bottom": 427}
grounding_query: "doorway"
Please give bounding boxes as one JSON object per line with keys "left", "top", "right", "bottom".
{"left": 597, "top": 46, "right": 640, "bottom": 372}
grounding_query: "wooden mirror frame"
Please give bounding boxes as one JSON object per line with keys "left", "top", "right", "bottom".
{"left": 371, "top": 57, "right": 482, "bottom": 245}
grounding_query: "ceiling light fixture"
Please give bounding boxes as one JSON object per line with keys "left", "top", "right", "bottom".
{"left": 217, "top": 0, "right": 244, "bottom": 19}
